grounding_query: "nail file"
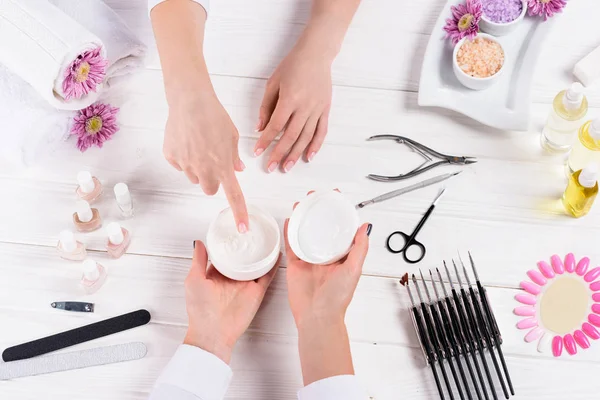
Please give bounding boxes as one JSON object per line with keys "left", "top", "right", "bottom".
{"left": 0, "top": 342, "right": 147, "bottom": 380}
{"left": 2, "top": 309, "right": 151, "bottom": 362}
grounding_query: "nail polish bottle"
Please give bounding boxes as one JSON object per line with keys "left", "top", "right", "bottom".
{"left": 76, "top": 171, "right": 103, "bottom": 203}
{"left": 80, "top": 259, "right": 107, "bottom": 294}
{"left": 114, "top": 183, "right": 134, "bottom": 218}
{"left": 106, "top": 222, "right": 131, "bottom": 258}
{"left": 73, "top": 200, "right": 102, "bottom": 232}
{"left": 563, "top": 165, "right": 599, "bottom": 218}
{"left": 56, "top": 230, "right": 87, "bottom": 261}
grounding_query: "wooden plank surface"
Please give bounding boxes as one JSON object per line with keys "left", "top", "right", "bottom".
{"left": 1, "top": 0, "right": 599, "bottom": 399}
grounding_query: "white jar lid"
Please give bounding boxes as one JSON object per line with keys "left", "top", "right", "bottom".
{"left": 206, "top": 206, "right": 281, "bottom": 281}
{"left": 287, "top": 191, "right": 360, "bottom": 265}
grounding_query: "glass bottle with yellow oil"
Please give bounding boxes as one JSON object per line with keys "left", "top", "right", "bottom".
{"left": 563, "top": 165, "right": 598, "bottom": 218}
{"left": 567, "top": 118, "right": 600, "bottom": 175}
{"left": 541, "top": 82, "right": 588, "bottom": 153}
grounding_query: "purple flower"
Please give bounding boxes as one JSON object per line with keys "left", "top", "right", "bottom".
{"left": 527, "top": 0, "right": 566, "bottom": 20}
{"left": 63, "top": 47, "right": 108, "bottom": 101}
{"left": 444, "top": 0, "right": 483, "bottom": 45}
{"left": 70, "top": 103, "right": 119, "bottom": 152}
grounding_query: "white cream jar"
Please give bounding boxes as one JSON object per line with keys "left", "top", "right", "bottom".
{"left": 206, "top": 206, "right": 280, "bottom": 281}
{"left": 287, "top": 191, "right": 360, "bottom": 265}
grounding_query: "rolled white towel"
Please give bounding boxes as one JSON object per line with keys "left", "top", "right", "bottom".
{"left": 0, "top": 0, "right": 107, "bottom": 110}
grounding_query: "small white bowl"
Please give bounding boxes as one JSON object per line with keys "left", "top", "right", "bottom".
{"left": 206, "top": 206, "right": 280, "bottom": 281}
{"left": 287, "top": 191, "right": 360, "bottom": 265}
{"left": 480, "top": 0, "right": 527, "bottom": 37}
{"left": 453, "top": 33, "right": 506, "bottom": 91}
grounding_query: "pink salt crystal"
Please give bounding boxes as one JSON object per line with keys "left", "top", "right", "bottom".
{"left": 456, "top": 37, "right": 505, "bottom": 78}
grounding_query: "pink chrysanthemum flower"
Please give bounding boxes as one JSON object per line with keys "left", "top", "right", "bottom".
{"left": 443, "top": 0, "right": 483, "bottom": 46}
{"left": 70, "top": 103, "right": 119, "bottom": 152}
{"left": 527, "top": 0, "right": 566, "bottom": 21}
{"left": 63, "top": 47, "right": 108, "bottom": 101}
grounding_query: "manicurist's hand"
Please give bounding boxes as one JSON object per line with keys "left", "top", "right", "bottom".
{"left": 254, "top": 0, "right": 362, "bottom": 173}
{"left": 284, "top": 202, "right": 371, "bottom": 385}
{"left": 151, "top": 0, "right": 249, "bottom": 232}
{"left": 184, "top": 241, "right": 279, "bottom": 363}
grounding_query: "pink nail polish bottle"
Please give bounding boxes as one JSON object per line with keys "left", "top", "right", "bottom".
{"left": 80, "top": 259, "right": 107, "bottom": 294}
{"left": 56, "top": 230, "right": 87, "bottom": 261}
{"left": 106, "top": 222, "right": 131, "bottom": 258}
{"left": 114, "top": 183, "right": 134, "bottom": 219}
{"left": 76, "top": 171, "right": 103, "bottom": 203}
{"left": 73, "top": 200, "right": 102, "bottom": 232}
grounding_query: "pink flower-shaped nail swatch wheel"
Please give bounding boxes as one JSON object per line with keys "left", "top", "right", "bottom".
{"left": 514, "top": 253, "right": 600, "bottom": 357}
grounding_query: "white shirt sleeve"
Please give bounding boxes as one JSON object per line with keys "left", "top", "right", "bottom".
{"left": 148, "top": 0, "right": 210, "bottom": 15}
{"left": 297, "top": 375, "right": 369, "bottom": 400}
{"left": 148, "top": 345, "right": 233, "bottom": 400}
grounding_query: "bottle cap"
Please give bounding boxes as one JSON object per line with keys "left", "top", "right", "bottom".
{"left": 564, "top": 82, "right": 585, "bottom": 111}
{"left": 76, "top": 200, "right": 93, "bottom": 223}
{"left": 113, "top": 183, "right": 131, "bottom": 205}
{"left": 589, "top": 118, "right": 600, "bottom": 140}
{"left": 82, "top": 259, "right": 100, "bottom": 280}
{"left": 59, "top": 230, "right": 77, "bottom": 252}
{"left": 107, "top": 222, "right": 124, "bottom": 245}
{"left": 579, "top": 164, "right": 599, "bottom": 188}
{"left": 77, "top": 171, "right": 96, "bottom": 194}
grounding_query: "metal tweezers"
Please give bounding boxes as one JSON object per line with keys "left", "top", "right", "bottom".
{"left": 367, "top": 135, "right": 477, "bottom": 182}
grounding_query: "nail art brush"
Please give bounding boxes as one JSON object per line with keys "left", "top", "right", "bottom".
{"left": 401, "top": 274, "right": 445, "bottom": 400}
{"left": 430, "top": 270, "right": 473, "bottom": 400}
{"left": 465, "top": 252, "right": 514, "bottom": 397}
{"left": 437, "top": 266, "right": 484, "bottom": 400}
{"left": 420, "top": 270, "right": 466, "bottom": 400}
{"left": 445, "top": 264, "right": 490, "bottom": 400}
{"left": 413, "top": 274, "right": 455, "bottom": 400}
{"left": 452, "top": 261, "right": 498, "bottom": 400}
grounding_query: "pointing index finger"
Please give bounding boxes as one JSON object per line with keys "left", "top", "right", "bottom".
{"left": 222, "top": 171, "right": 249, "bottom": 233}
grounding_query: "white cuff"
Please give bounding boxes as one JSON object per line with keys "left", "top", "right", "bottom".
{"left": 148, "top": 0, "right": 210, "bottom": 15}
{"left": 155, "top": 345, "right": 232, "bottom": 400}
{"left": 298, "top": 375, "right": 368, "bottom": 400}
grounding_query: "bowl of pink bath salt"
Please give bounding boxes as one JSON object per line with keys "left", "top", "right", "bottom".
{"left": 480, "top": 0, "right": 527, "bottom": 36}
{"left": 453, "top": 34, "right": 506, "bottom": 90}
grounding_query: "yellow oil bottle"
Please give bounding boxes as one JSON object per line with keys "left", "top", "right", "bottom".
{"left": 541, "top": 83, "right": 588, "bottom": 153}
{"left": 567, "top": 119, "right": 600, "bottom": 175}
{"left": 563, "top": 166, "right": 599, "bottom": 218}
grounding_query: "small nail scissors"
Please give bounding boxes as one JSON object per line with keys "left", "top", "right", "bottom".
{"left": 386, "top": 189, "right": 445, "bottom": 264}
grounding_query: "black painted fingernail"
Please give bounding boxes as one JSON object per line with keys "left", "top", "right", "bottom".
{"left": 193, "top": 241, "right": 196, "bottom": 249}
{"left": 366, "top": 224, "right": 373, "bottom": 236}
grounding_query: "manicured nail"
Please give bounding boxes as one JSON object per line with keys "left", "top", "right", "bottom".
{"left": 527, "top": 269, "right": 547, "bottom": 286}
{"left": 366, "top": 223, "right": 373, "bottom": 236}
{"left": 238, "top": 223, "right": 248, "bottom": 234}
{"left": 593, "top": 293, "right": 600, "bottom": 302}
{"left": 565, "top": 253, "right": 576, "bottom": 273}
{"left": 267, "top": 162, "right": 278, "bottom": 173}
{"left": 552, "top": 336, "right": 563, "bottom": 357}
{"left": 582, "top": 323, "right": 600, "bottom": 340}
{"left": 538, "top": 261, "right": 555, "bottom": 279}
{"left": 584, "top": 267, "right": 600, "bottom": 283}
{"left": 308, "top": 152, "right": 316, "bottom": 162}
{"left": 254, "top": 148, "right": 264, "bottom": 157}
{"left": 576, "top": 257, "right": 590, "bottom": 276}
{"left": 193, "top": 241, "right": 196, "bottom": 249}
{"left": 520, "top": 281, "right": 541, "bottom": 295}
{"left": 284, "top": 161, "right": 295, "bottom": 172}
{"left": 255, "top": 118, "right": 263, "bottom": 132}
{"left": 564, "top": 334, "right": 577, "bottom": 355}
{"left": 239, "top": 159, "right": 246, "bottom": 171}
{"left": 551, "top": 254, "right": 565, "bottom": 274}
{"left": 574, "top": 329, "right": 590, "bottom": 349}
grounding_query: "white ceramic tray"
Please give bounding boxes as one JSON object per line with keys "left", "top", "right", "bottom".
{"left": 418, "top": 0, "right": 556, "bottom": 131}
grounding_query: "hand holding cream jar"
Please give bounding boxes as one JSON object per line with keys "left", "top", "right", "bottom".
{"left": 206, "top": 206, "right": 281, "bottom": 281}
{"left": 287, "top": 191, "right": 361, "bottom": 265}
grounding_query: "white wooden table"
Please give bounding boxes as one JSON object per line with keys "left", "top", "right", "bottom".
{"left": 1, "top": 1, "right": 599, "bottom": 399}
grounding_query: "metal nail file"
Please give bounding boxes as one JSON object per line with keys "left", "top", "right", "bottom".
{"left": 51, "top": 301, "right": 94, "bottom": 313}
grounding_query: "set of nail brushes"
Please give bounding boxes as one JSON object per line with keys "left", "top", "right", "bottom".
{"left": 401, "top": 253, "right": 514, "bottom": 400}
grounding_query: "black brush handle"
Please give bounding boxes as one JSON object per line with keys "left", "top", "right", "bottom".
{"left": 445, "top": 296, "right": 483, "bottom": 400}
{"left": 421, "top": 303, "right": 455, "bottom": 400}
{"left": 413, "top": 307, "right": 445, "bottom": 400}
{"left": 476, "top": 283, "right": 514, "bottom": 396}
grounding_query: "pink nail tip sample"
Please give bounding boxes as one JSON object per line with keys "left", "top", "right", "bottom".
{"left": 590, "top": 281, "right": 600, "bottom": 292}
{"left": 592, "top": 304, "right": 600, "bottom": 314}
{"left": 527, "top": 270, "right": 547, "bottom": 286}
{"left": 525, "top": 327, "right": 544, "bottom": 343}
{"left": 520, "top": 281, "right": 541, "bottom": 295}
{"left": 582, "top": 323, "right": 600, "bottom": 340}
{"left": 593, "top": 293, "right": 600, "bottom": 302}
{"left": 516, "top": 317, "right": 538, "bottom": 329}
{"left": 573, "top": 330, "right": 590, "bottom": 349}
{"left": 564, "top": 334, "right": 577, "bottom": 355}
{"left": 584, "top": 267, "right": 600, "bottom": 283}
{"left": 515, "top": 293, "right": 537, "bottom": 305}
{"left": 514, "top": 306, "right": 536, "bottom": 316}
{"left": 564, "top": 253, "right": 576, "bottom": 273}
{"left": 576, "top": 257, "right": 590, "bottom": 276}
{"left": 538, "top": 261, "right": 555, "bottom": 279}
{"left": 552, "top": 336, "right": 563, "bottom": 357}
{"left": 551, "top": 255, "right": 565, "bottom": 274}
{"left": 589, "top": 314, "right": 600, "bottom": 327}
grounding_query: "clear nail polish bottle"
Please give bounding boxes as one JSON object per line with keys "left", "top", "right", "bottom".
{"left": 57, "top": 230, "right": 87, "bottom": 261}
{"left": 114, "top": 183, "right": 134, "bottom": 218}
{"left": 73, "top": 200, "right": 102, "bottom": 232}
{"left": 76, "top": 171, "right": 103, "bottom": 203}
{"left": 106, "top": 222, "right": 131, "bottom": 258}
{"left": 80, "top": 259, "right": 107, "bottom": 294}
